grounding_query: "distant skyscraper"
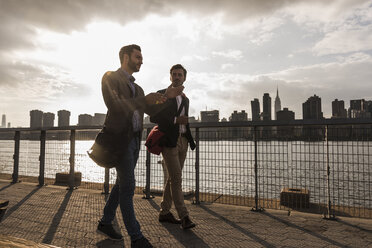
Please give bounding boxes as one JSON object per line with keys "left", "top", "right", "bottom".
{"left": 7, "top": 122, "right": 11, "bottom": 128}
{"left": 302, "top": 95, "right": 323, "bottom": 120}
{"left": 349, "top": 99, "right": 368, "bottom": 118}
{"left": 274, "top": 87, "right": 281, "bottom": 120}
{"left": 332, "top": 99, "right": 347, "bottom": 119}
{"left": 30, "top": 110, "right": 43, "bottom": 128}
{"left": 78, "top": 114, "right": 93, "bottom": 126}
{"left": 200, "top": 110, "right": 219, "bottom": 122}
{"left": 43, "top": 112, "right": 55, "bottom": 127}
{"left": 350, "top": 99, "right": 365, "bottom": 111}
{"left": 93, "top": 113, "right": 106, "bottom": 126}
{"left": 277, "top": 108, "right": 295, "bottom": 121}
{"left": 262, "top": 93, "right": 272, "bottom": 121}
{"left": 58, "top": 110, "right": 71, "bottom": 127}
{"left": 229, "top": 110, "right": 248, "bottom": 122}
{"left": 1, "top": 114, "right": 5, "bottom": 128}
{"left": 251, "top": 98, "right": 260, "bottom": 121}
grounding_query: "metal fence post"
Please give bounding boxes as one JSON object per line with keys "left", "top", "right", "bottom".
{"left": 38, "top": 130, "right": 46, "bottom": 186}
{"left": 68, "top": 129, "right": 76, "bottom": 190}
{"left": 251, "top": 125, "right": 263, "bottom": 212}
{"left": 194, "top": 127, "right": 200, "bottom": 204}
{"left": 144, "top": 127, "right": 152, "bottom": 199}
{"left": 324, "top": 125, "right": 336, "bottom": 219}
{"left": 12, "top": 131, "right": 20, "bottom": 184}
{"left": 103, "top": 168, "right": 110, "bottom": 194}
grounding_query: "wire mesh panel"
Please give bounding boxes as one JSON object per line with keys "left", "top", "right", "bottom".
{"left": 198, "top": 127, "right": 254, "bottom": 206}
{"left": 328, "top": 125, "right": 372, "bottom": 218}
{"left": 0, "top": 121, "right": 371, "bottom": 219}
{"left": 17, "top": 131, "right": 41, "bottom": 183}
{"left": 43, "top": 130, "right": 71, "bottom": 186}
{"left": 75, "top": 129, "right": 105, "bottom": 190}
{"left": 0, "top": 131, "right": 14, "bottom": 180}
{"left": 289, "top": 127, "right": 328, "bottom": 214}
{"left": 256, "top": 127, "right": 290, "bottom": 210}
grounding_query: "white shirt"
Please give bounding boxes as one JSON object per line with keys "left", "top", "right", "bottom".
{"left": 175, "top": 95, "right": 186, "bottom": 134}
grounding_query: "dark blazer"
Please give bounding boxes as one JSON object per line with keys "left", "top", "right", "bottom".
{"left": 150, "top": 89, "right": 196, "bottom": 150}
{"left": 101, "top": 68, "right": 150, "bottom": 152}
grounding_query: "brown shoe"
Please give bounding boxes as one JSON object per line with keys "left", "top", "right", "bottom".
{"left": 181, "top": 216, "right": 196, "bottom": 229}
{"left": 159, "top": 212, "right": 181, "bottom": 224}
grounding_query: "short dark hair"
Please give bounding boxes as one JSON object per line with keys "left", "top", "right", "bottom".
{"left": 119, "top": 44, "right": 141, "bottom": 64}
{"left": 170, "top": 64, "right": 187, "bottom": 79}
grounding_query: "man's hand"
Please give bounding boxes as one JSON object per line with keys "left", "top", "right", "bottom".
{"left": 164, "top": 85, "right": 184, "bottom": 98}
{"left": 176, "top": 116, "right": 189, "bottom": 125}
{"left": 145, "top": 93, "right": 167, "bottom": 105}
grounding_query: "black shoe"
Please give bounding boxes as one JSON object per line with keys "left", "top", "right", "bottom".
{"left": 97, "top": 222, "right": 123, "bottom": 240}
{"left": 159, "top": 212, "right": 181, "bottom": 224}
{"left": 131, "top": 236, "right": 153, "bottom": 248}
{"left": 181, "top": 216, "right": 196, "bottom": 229}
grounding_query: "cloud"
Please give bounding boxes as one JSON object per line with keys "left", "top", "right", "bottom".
{"left": 0, "top": 60, "right": 91, "bottom": 101}
{"left": 212, "top": 49, "right": 243, "bottom": 60}
{"left": 186, "top": 52, "right": 372, "bottom": 119}
{"left": 313, "top": 25, "right": 372, "bottom": 55}
{"left": 1, "top": 0, "right": 372, "bottom": 126}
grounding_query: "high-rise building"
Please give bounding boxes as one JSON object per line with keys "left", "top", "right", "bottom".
{"left": 43, "top": 112, "right": 55, "bottom": 127}
{"left": 200, "top": 110, "right": 219, "bottom": 122}
{"left": 277, "top": 108, "right": 295, "bottom": 121}
{"left": 349, "top": 99, "right": 369, "bottom": 118}
{"left": 7, "top": 122, "right": 11, "bottom": 128}
{"left": 78, "top": 114, "right": 93, "bottom": 126}
{"left": 302, "top": 95, "right": 323, "bottom": 120}
{"left": 251, "top": 98, "right": 260, "bottom": 121}
{"left": 30, "top": 110, "right": 43, "bottom": 128}
{"left": 58, "top": 110, "right": 71, "bottom": 127}
{"left": 229, "top": 110, "right": 248, "bottom": 122}
{"left": 274, "top": 87, "right": 281, "bottom": 120}
{"left": 262, "top": 93, "right": 272, "bottom": 121}
{"left": 93, "top": 113, "right": 106, "bottom": 126}
{"left": 1, "top": 114, "right": 5, "bottom": 128}
{"left": 350, "top": 99, "right": 365, "bottom": 111}
{"left": 332, "top": 99, "right": 347, "bottom": 119}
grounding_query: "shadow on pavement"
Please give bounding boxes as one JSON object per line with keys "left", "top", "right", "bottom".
{"left": 199, "top": 204, "right": 276, "bottom": 248}
{"left": 42, "top": 189, "right": 73, "bottom": 244}
{"left": 2, "top": 185, "right": 41, "bottom": 221}
{"left": 148, "top": 199, "right": 209, "bottom": 247}
{"left": 337, "top": 219, "right": 372, "bottom": 233}
{"left": 0, "top": 183, "right": 14, "bottom": 193}
{"left": 261, "top": 211, "right": 347, "bottom": 247}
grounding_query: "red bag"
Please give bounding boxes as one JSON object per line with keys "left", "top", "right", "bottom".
{"left": 145, "top": 126, "right": 165, "bottom": 155}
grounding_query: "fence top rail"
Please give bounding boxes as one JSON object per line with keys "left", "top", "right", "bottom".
{"left": 1, "top": 118, "right": 372, "bottom": 133}
{"left": 0, "top": 118, "right": 372, "bottom": 132}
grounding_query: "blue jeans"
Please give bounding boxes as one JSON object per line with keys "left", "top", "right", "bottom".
{"left": 100, "top": 137, "right": 143, "bottom": 241}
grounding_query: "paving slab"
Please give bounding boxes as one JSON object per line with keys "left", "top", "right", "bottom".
{"left": 0, "top": 180, "right": 371, "bottom": 248}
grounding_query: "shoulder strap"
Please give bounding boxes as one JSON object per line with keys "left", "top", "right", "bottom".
{"left": 176, "top": 97, "right": 185, "bottom": 117}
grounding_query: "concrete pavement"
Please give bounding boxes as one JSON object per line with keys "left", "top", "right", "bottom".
{"left": 0, "top": 180, "right": 371, "bottom": 248}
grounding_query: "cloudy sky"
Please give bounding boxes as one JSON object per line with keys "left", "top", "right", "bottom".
{"left": 1, "top": 0, "right": 372, "bottom": 127}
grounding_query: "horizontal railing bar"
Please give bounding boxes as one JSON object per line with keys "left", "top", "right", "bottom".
{"left": 1, "top": 118, "right": 372, "bottom": 133}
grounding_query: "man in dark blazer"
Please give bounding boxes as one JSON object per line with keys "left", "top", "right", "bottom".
{"left": 97, "top": 44, "right": 183, "bottom": 247}
{"left": 150, "top": 64, "right": 196, "bottom": 229}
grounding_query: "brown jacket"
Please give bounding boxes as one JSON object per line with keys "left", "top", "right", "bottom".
{"left": 101, "top": 68, "right": 149, "bottom": 151}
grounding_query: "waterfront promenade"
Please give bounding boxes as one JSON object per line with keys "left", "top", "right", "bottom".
{"left": 0, "top": 180, "right": 371, "bottom": 248}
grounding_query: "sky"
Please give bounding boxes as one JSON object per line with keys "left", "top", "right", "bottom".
{"left": 1, "top": 0, "right": 372, "bottom": 127}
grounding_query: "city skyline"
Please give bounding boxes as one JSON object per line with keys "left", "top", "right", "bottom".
{"left": 1, "top": 1, "right": 372, "bottom": 127}
{"left": 5, "top": 93, "right": 372, "bottom": 128}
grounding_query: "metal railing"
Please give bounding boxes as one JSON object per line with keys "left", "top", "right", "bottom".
{"left": 0, "top": 119, "right": 371, "bottom": 219}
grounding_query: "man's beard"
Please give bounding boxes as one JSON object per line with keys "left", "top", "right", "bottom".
{"left": 128, "top": 59, "right": 140, "bottom": 72}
